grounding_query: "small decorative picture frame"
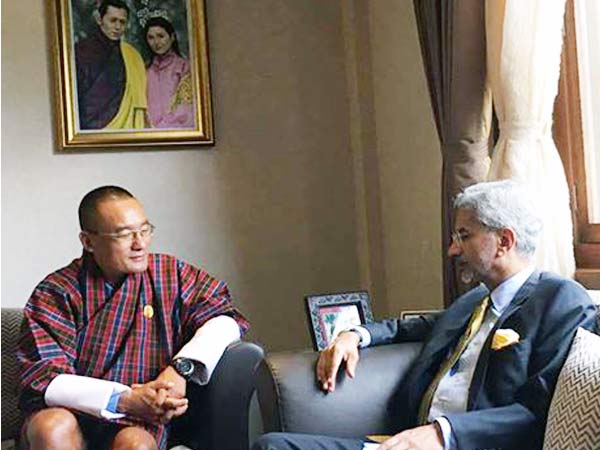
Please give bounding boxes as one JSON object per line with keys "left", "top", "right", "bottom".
{"left": 305, "top": 291, "right": 374, "bottom": 351}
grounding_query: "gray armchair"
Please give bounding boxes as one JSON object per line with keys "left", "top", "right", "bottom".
{"left": 1, "top": 307, "right": 264, "bottom": 450}
{"left": 254, "top": 305, "right": 600, "bottom": 445}
{"left": 256, "top": 342, "right": 423, "bottom": 438}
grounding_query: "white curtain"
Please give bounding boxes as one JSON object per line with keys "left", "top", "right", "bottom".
{"left": 486, "top": 0, "right": 575, "bottom": 277}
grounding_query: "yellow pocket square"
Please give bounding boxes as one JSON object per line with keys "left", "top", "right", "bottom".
{"left": 491, "top": 328, "right": 520, "bottom": 350}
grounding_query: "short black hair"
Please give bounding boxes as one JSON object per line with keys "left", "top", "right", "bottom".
{"left": 79, "top": 185, "right": 134, "bottom": 231}
{"left": 98, "top": 0, "right": 129, "bottom": 18}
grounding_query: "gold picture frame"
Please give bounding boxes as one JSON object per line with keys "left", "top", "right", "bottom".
{"left": 51, "top": 0, "right": 214, "bottom": 150}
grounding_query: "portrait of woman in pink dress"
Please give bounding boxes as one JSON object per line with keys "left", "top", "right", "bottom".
{"left": 144, "top": 16, "right": 195, "bottom": 129}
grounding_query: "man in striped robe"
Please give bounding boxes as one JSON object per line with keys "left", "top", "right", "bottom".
{"left": 18, "top": 186, "right": 249, "bottom": 450}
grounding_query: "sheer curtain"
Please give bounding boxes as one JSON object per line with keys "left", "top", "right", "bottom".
{"left": 413, "top": 0, "right": 492, "bottom": 304}
{"left": 486, "top": 0, "right": 575, "bottom": 276}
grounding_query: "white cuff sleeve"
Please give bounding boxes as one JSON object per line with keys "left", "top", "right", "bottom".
{"left": 45, "top": 374, "right": 130, "bottom": 420}
{"left": 347, "top": 325, "right": 372, "bottom": 348}
{"left": 361, "top": 444, "right": 380, "bottom": 450}
{"left": 174, "top": 315, "right": 241, "bottom": 385}
{"left": 434, "top": 417, "right": 454, "bottom": 450}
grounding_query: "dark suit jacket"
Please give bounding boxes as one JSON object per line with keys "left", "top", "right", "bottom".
{"left": 364, "top": 271, "right": 596, "bottom": 450}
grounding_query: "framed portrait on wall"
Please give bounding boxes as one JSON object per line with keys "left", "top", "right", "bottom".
{"left": 51, "top": 0, "right": 214, "bottom": 149}
{"left": 305, "top": 291, "right": 374, "bottom": 351}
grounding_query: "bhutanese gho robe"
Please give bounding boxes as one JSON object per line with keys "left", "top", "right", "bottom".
{"left": 17, "top": 252, "right": 249, "bottom": 448}
{"left": 76, "top": 29, "right": 126, "bottom": 129}
{"left": 146, "top": 50, "right": 194, "bottom": 129}
{"left": 104, "top": 41, "right": 147, "bottom": 130}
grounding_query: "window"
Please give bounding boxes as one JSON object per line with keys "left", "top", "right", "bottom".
{"left": 574, "top": 0, "right": 600, "bottom": 224}
{"left": 554, "top": 0, "right": 600, "bottom": 289}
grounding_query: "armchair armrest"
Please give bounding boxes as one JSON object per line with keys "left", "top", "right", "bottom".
{"left": 256, "top": 342, "right": 423, "bottom": 439}
{"left": 173, "top": 340, "right": 264, "bottom": 450}
{"left": 1, "top": 308, "right": 24, "bottom": 444}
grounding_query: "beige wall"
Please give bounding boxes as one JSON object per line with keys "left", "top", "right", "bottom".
{"left": 1, "top": 0, "right": 363, "bottom": 351}
{"left": 1, "top": 0, "right": 443, "bottom": 349}
{"left": 342, "top": 1, "right": 443, "bottom": 318}
{"left": 367, "top": 1, "right": 443, "bottom": 315}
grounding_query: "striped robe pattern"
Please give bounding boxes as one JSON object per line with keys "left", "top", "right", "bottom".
{"left": 17, "top": 252, "right": 249, "bottom": 448}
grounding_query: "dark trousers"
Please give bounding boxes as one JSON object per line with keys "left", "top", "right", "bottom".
{"left": 252, "top": 432, "right": 365, "bottom": 450}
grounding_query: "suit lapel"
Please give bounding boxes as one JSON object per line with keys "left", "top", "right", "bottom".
{"left": 467, "top": 271, "right": 541, "bottom": 408}
{"left": 420, "top": 285, "right": 489, "bottom": 363}
{"left": 406, "top": 285, "right": 489, "bottom": 412}
{"left": 496, "top": 271, "right": 540, "bottom": 324}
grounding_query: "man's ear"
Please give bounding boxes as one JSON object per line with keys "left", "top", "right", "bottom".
{"left": 95, "top": 14, "right": 102, "bottom": 27}
{"left": 497, "top": 228, "right": 516, "bottom": 255}
{"left": 79, "top": 232, "right": 94, "bottom": 252}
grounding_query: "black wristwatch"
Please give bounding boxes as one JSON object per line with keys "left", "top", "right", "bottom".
{"left": 172, "top": 357, "right": 195, "bottom": 380}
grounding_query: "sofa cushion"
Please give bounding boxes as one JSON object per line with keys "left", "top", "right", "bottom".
{"left": 543, "top": 327, "right": 600, "bottom": 450}
{"left": 1, "top": 308, "right": 24, "bottom": 443}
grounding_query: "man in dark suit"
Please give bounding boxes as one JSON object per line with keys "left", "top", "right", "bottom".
{"left": 253, "top": 180, "right": 596, "bottom": 450}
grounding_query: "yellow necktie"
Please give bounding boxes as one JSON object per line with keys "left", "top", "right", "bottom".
{"left": 417, "top": 296, "right": 490, "bottom": 425}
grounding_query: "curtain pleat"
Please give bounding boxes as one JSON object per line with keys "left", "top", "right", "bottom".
{"left": 413, "top": 0, "right": 492, "bottom": 305}
{"left": 486, "top": 0, "right": 575, "bottom": 277}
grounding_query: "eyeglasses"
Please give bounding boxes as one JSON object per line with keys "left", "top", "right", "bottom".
{"left": 85, "top": 223, "right": 155, "bottom": 243}
{"left": 452, "top": 224, "right": 498, "bottom": 245}
{"left": 451, "top": 230, "right": 471, "bottom": 245}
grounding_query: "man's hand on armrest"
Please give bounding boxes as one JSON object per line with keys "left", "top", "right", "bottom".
{"left": 316, "top": 331, "right": 361, "bottom": 393}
